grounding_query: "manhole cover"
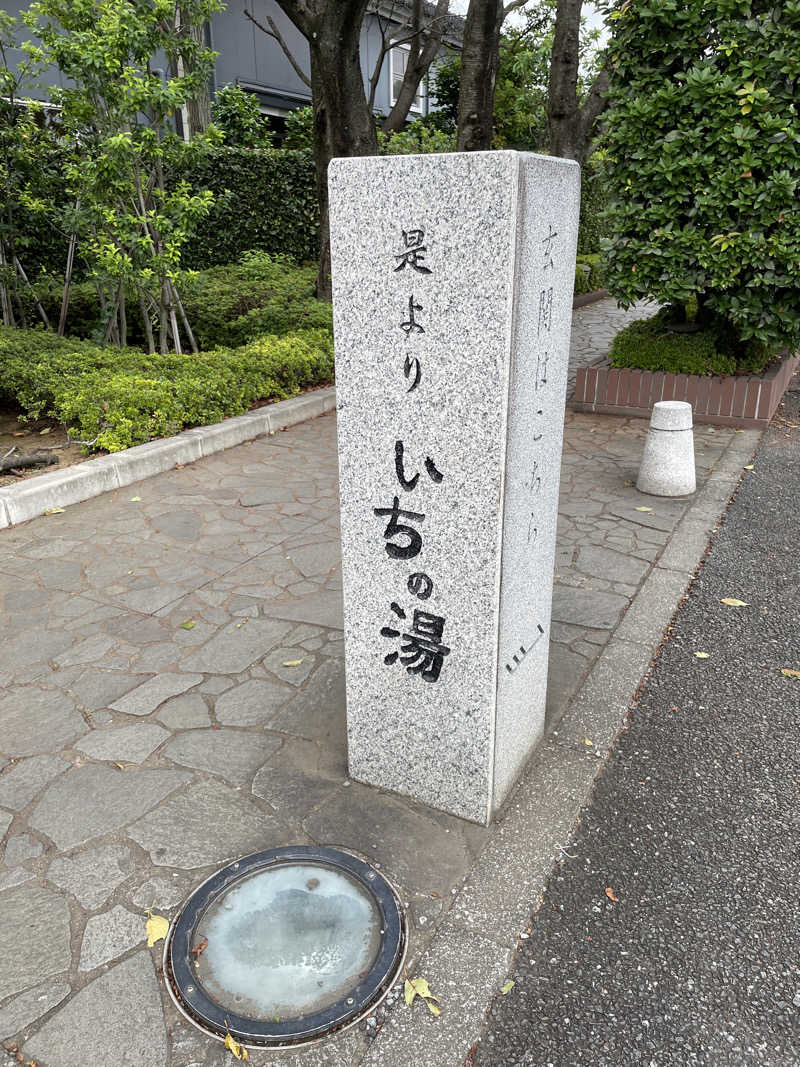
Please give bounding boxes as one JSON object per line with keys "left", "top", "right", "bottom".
{"left": 165, "top": 845, "right": 406, "bottom": 1049}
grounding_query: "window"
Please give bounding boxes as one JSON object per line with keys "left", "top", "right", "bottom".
{"left": 390, "top": 43, "right": 425, "bottom": 113}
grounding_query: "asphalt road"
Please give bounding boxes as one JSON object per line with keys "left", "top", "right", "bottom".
{"left": 475, "top": 385, "right": 800, "bottom": 1067}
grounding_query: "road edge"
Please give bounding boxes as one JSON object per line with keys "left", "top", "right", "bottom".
{"left": 358, "top": 427, "right": 761, "bottom": 1067}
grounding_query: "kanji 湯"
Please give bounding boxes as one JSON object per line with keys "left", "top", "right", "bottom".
{"left": 380, "top": 603, "right": 451, "bottom": 683}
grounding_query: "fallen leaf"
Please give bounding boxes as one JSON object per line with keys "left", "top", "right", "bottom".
{"left": 623, "top": 480, "right": 634, "bottom": 487}
{"left": 39, "top": 427, "right": 52, "bottom": 435}
{"left": 145, "top": 910, "right": 169, "bottom": 947}
{"left": 584, "top": 737, "right": 593, "bottom": 747}
{"left": 605, "top": 887, "right": 620, "bottom": 902}
{"left": 191, "top": 937, "right": 208, "bottom": 958}
{"left": 694, "top": 651, "right": 711, "bottom": 659}
{"left": 111, "top": 761, "right": 129, "bottom": 771}
{"left": 743, "top": 464, "right": 754, "bottom": 470}
{"left": 224, "top": 1030, "right": 248, "bottom": 1060}
{"left": 404, "top": 977, "right": 439, "bottom": 1010}
{"left": 635, "top": 506, "right": 653, "bottom": 512}
{"left": 130, "top": 496, "right": 141, "bottom": 502}
{"left": 500, "top": 980, "right": 515, "bottom": 995}
{"left": 426, "top": 1000, "right": 442, "bottom": 1016}
{"left": 720, "top": 598, "right": 748, "bottom": 607}
{"left": 12, "top": 430, "right": 24, "bottom": 437}
{"left": 780, "top": 668, "right": 800, "bottom": 679}
{"left": 282, "top": 658, "right": 304, "bottom": 667}
{"left": 180, "top": 620, "right": 196, "bottom": 630}
{"left": 44, "top": 507, "right": 65, "bottom": 515}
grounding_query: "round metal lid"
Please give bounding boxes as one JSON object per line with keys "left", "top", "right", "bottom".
{"left": 165, "top": 845, "right": 406, "bottom": 1049}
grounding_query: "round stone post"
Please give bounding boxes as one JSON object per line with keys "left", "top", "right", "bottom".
{"left": 637, "top": 400, "right": 696, "bottom": 497}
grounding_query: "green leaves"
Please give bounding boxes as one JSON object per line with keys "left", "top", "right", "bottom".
{"left": 601, "top": 0, "right": 800, "bottom": 360}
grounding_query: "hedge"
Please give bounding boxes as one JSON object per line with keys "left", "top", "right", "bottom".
{"left": 173, "top": 148, "right": 319, "bottom": 270}
{"left": 16, "top": 144, "right": 608, "bottom": 281}
{"left": 608, "top": 307, "right": 772, "bottom": 377}
{"left": 0, "top": 324, "right": 334, "bottom": 453}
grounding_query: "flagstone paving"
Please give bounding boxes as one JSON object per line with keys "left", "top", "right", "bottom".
{"left": 0, "top": 299, "right": 743, "bottom": 1066}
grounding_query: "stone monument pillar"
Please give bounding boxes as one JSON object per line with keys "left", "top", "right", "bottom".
{"left": 329, "top": 151, "right": 580, "bottom": 824}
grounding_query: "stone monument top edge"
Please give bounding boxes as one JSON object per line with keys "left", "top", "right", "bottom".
{"left": 327, "top": 149, "right": 581, "bottom": 176}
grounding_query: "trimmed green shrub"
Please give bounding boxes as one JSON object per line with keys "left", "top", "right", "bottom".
{"left": 601, "top": 0, "right": 800, "bottom": 361}
{"left": 175, "top": 148, "right": 318, "bottom": 270}
{"left": 608, "top": 307, "right": 772, "bottom": 377}
{"left": 0, "top": 324, "right": 334, "bottom": 453}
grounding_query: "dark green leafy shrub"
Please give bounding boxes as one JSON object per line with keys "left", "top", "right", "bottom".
{"left": 601, "top": 0, "right": 800, "bottom": 361}
{"left": 29, "top": 252, "right": 332, "bottom": 349}
{"left": 210, "top": 84, "right": 274, "bottom": 148}
{"left": 0, "top": 324, "right": 334, "bottom": 452}
{"left": 175, "top": 148, "right": 318, "bottom": 270}
{"left": 609, "top": 307, "right": 772, "bottom": 377}
{"left": 574, "top": 253, "right": 604, "bottom": 295}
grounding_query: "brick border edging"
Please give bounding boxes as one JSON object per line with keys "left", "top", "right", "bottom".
{"left": 572, "top": 288, "right": 609, "bottom": 309}
{"left": 0, "top": 387, "right": 337, "bottom": 530}
{"left": 571, "top": 354, "right": 800, "bottom": 428}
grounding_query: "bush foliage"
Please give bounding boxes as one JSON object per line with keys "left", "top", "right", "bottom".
{"left": 21, "top": 252, "right": 331, "bottom": 349}
{"left": 601, "top": 0, "right": 800, "bottom": 360}
{"left": 609, "top": 307, "right": 772, "bottom": 377}
{"left": 0, "top": 322, "right": 334, "bottom": 453}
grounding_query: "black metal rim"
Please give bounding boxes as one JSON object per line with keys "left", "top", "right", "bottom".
{"left": 167, "top": 845, "right": 405, "bottom": 1046}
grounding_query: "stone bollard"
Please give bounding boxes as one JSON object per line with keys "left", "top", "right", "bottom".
{"left": 637, "top": 400, "right": 696, "bottom": 496}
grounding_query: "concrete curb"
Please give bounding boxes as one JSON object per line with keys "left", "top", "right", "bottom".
{"left": 359, "top": 427, "right": 761, "bottom": 1067}
{"left": 0, "top": 388, "right": 336, "bottom": 529}
{"left": 572, "top": 287, "right": 609, "bottom": 309}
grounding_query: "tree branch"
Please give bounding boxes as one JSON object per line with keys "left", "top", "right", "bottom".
{"left": 244, "top": 8, "right": 311, "bottom": 88}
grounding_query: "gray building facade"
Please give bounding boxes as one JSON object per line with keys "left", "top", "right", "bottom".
{"left": 5, "top": 1, "right": 461, "bottom": 123}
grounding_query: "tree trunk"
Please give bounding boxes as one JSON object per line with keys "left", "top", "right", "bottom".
{"left": 274, "top": 0, "right": 377, "bottom": 301}
{"left": 548, "top": 0, "right": 608, "bottom": 163}
{"left": 456, "top": 0, "right": 504, "bottom": 152}
{"left": 381, "top": 0, "right": 451, "bottom": 135}
{"left": 186, "top": 22, "right": 212, "bottom": 137}
{"left": 307, "top": 14, "right": 377, "bottom": 300}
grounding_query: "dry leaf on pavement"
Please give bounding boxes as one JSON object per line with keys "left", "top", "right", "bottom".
{"left": 694, "top": 652, "right": 711, "bottom": 659}
{"left": 780, "top": 668, "right": 800, "bottom": 679}
{"left": 145, "top": 909, "right": 169, "bottom": 947}
{"left": 720, "top": 597, "right": 748, "bottom": 607}
{"left": 404, "top": 976, "right": 441, "bottom": 1016}
{"left": 282, "top": 659, "right": 304, "bottom": 667}
{"left": 605, "top": 887, "right": 620, "bottom": 903}
{"left": 500, "top": 980, "right": 515, "bottom": 995}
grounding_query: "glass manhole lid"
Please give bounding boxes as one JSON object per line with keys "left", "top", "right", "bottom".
{"left": 165, "top": 846, "right": 406, "bottom": 1049}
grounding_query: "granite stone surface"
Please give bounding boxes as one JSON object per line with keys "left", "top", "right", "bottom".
{"left": 0, "top": 886, "right": 71, "bottom": 1001}
{"left": 330, "top": 151, "right": 579, "bottom": 822}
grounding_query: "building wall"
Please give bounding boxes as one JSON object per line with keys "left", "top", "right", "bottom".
{"left": 4, "top": 0, "right": 443, "bottom": 118}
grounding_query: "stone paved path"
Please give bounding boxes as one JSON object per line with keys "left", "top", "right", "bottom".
{"left": 0, "top": 300, "right": 741, "bottom": 1067}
